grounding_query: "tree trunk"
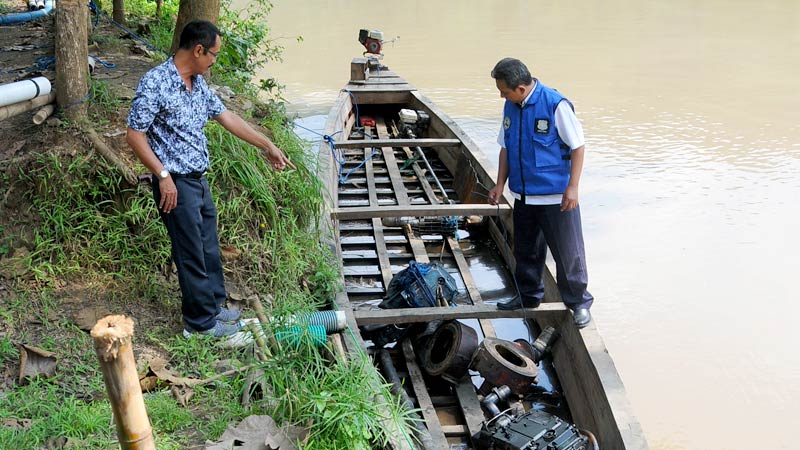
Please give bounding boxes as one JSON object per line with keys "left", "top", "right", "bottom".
{"left": 112, "top": 0, "right": 125, "bottom": 24}
{"left": 169, "top": 0, "right": 221, "bottom": 55}
{"left": 55, "top": 0, "right": 89, "bottom": 121}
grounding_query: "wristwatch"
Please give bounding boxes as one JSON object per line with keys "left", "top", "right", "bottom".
{"left": 158, "top": 169, "right": 169, "bottom": 179}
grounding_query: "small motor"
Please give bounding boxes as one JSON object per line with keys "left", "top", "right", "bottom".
{"left": 398, "top": 108, "right": 431, "bottom": 138}
{"left": 358, "top": 29, "right": 384, "bottom": 55}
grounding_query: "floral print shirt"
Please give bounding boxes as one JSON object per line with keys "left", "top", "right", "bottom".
{"left": 127, "top": 57, "right": 226, "bottom": 174}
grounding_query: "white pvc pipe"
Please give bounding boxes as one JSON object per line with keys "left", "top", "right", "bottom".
{"left": 36, "top": 0, "right": 45, "bottom": 9}
{"left": 0, "top": 77, "right": 52, "bottom": 108}
{"left": 28, "top": 0, "right": 37, "bottom": 10}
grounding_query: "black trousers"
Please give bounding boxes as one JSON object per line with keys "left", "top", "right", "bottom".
{"left": 513, "top": 200, "right": 594, "bottom": 310}
{"left": 153, "top": 176, "right": 226, "bottom": 331}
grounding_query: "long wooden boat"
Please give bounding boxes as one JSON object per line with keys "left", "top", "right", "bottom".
{"left": 320, "top": 57, "right": 648, "bottom": 450}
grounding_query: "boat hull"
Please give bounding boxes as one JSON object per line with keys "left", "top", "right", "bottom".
{"left": 319, "top": 58, "right": 648, "bottom": 450}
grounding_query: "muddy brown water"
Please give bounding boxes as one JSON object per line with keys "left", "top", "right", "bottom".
{"left": 237, "top": 1, "right": 800, "bottom": 448}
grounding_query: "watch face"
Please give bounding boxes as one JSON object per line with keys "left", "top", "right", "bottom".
{"left": 160, "top": 170, "right": 169, "bottom": 179}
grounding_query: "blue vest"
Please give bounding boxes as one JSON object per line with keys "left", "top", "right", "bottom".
{"left": 502, "top": 81, "right": 573, "bottom": 195}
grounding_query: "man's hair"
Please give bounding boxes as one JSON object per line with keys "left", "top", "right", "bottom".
{"left": 178, "top": 20, "right": 220, "bottom": 51}
{"left": 491, "top": 58, "right": 533, "bottom": 88}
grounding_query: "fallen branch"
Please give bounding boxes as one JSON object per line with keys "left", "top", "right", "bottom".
{"left": 184, "top": 363, "right": 262, "bottom": 387}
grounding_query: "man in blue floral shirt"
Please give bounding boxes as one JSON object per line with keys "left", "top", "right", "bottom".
{"left": 127, "top": 20, "right": 294, "bottom": 343}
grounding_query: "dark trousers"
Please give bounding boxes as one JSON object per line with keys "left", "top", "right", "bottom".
{"left": 153, "top": 177, "right": 226, "bottom": 331}
{"left": 513, "top": 200, "right": 594, "bottom": 310}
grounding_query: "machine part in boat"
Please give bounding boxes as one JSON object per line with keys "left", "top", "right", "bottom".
{"left": 481, "top": 385, "right": 513, "bottom": 421}
{"left": 420, "top": 320, "right": 478, "bottom": 381}
{"left": 376, "top": 349, "right": 437, "bottom": 450}
{"left": 398, "top": 108, "right": 431, "bottom": 138}
{"left": 513, "top": 326, "right": 558, "bottom": 363}
{"left": 475, "top": 410, "right": 591, "bottom": 450}
{"left": 358, "top": 29, "right": 384, "bottom": 55}
{"left": 471, "top": 337, "right": 538, "bottom": 395}
{"left": 379, "top": 261, "right": 459, "bottom": 309}
{"left": 360, "top": 323, "right": 410, "bottom": 349}
{"left": 382, "top": 216, "right": 460, "bottom": 237}
{"left": 381, "top": 216, "right": 420, "bottom": 227}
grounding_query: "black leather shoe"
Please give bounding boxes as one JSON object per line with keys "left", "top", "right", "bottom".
{"left": 496, "top": 297, "right": 541, "bottom": 311}
{"left": 572, "top": 308, "right": 592, "bottom": 328}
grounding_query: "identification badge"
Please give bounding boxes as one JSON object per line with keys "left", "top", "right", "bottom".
{"left": 534, "top": 118, "right": 550, "bottom": 134}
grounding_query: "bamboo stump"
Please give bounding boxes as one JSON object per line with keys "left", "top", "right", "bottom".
{"left": 55, "top": 0, "right": 89, "bottom": 121}
{"left": 91, "top": 315, "right": 155, "bottom": 450}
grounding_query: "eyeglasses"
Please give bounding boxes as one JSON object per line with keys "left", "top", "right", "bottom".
{"left": 205, "top": 48, "right": 219, "bottom": 59}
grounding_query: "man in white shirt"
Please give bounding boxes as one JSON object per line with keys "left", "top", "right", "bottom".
{"left": 487, "top": 58, "right": 593, "bottom": 328}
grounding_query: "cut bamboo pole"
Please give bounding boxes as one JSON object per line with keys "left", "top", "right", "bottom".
{"left": 0, "top": 92, "right": 55, "bottom": 121}
{"left": 32, "top": 104, "right": 55, "bottom": 125}
{"left": 91, "top": 315, "right": 155, "bottom": 450}
{"left": 245, "top": 322, "right": 270, "bottom": 361}
{"left": 248, "top": 296, "right": 280, "bottom": 353}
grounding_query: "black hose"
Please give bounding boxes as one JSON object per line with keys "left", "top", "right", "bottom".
{"left": 377, "top": 349, "right": 436, "bottom": 450}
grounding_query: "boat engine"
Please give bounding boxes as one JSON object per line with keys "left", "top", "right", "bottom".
{"left": 476, "top": 409, "right": 591, "bottom": 450}
{"left": 398, "top": 108, "right": 431, "bottom": 139}
{"left": 359, "top": 29, "right": 385, "bottom": 55}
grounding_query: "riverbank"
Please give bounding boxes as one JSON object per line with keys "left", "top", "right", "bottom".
{"left": 0, "top": 3, "right": 413, "bottom": 448}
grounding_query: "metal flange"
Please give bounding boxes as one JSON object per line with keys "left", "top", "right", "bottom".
{"left": 420, "top": 320, "right": 479, "bottom": 381}
{"left": 471, "top": 337, "right": 538, "bottom": 395}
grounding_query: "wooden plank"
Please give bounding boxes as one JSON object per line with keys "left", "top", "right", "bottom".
{"left": 344, "top": 83, "right": 413, "bottom": 91}
{"left": 404, "top": 224, "right": 429, "bottom": 264}
{"left": 364, "top": 77, "right": 415, "bottom": 85}
{"left": 331, "top": 204, "right": 511, "bottom": 220}
{"left": 353, "top": 303, "right": 566, "bottom": 325}
{"left": 335, "top": 138, "right": 461, "bottom": 149}
{"left": 447, "top": 237, "right": 496, "bottom": 339}
{"left": 453, "top": 379, "right": 485, "bottom": 443}
{"left": 337, "top": 187, "right": 395, "bottom": 195}
{"left": 441, "top": 425, "right": 469, "bottom": 436}
{"left": 359, "top": 131, "right": 391, "bottom": 292}
{"left": 341, "top": 250, "right": 430, "bottom": 260}
{"left": 372, "top": 219, "right": 393, "bottom": 291}
{"left": 364, "top": 148, "right": 379, "bottom": 207}
{"left": 350, "top": 58, "right": 367, "bottom": 81}
{"left": 375, "top": 120, "right": 411, "bottom": 206}
{"left": 368, "top": 71, "right": 401, "bottom": 78}
{"left": 342, "top": 90, "right": 413, "bottom": 105}
{"left": 401, "top": 340, "right": 449, "bottom": 449}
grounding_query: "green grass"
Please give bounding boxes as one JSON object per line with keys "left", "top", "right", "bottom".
{"left": 88, "top": 78, "right": 123, "bottom": 124}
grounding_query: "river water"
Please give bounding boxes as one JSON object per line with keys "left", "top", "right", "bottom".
{"left": 244, "top": 1, "right": 800, "bottom": 448}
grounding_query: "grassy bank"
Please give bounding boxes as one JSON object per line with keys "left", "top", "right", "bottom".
{"left": 0, "top": 1, "right": 415, "bottom": 448}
